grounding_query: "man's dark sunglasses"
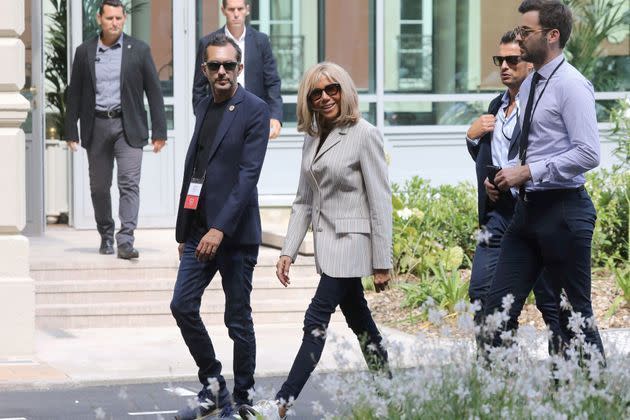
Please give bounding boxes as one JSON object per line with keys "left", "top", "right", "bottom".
{"left": 204, "top": 61, "right": 239, "bottom": 72}
{"left": 308, "top": 83, "right": 341, "bottom": 102}
{"left": 493, "top": 55, "right": 521, "bottom": 66}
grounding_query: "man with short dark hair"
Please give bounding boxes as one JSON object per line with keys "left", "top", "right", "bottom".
{"left": 171, "top": 33, "right": 270, "bottom": 419}
{"left": 483, "top": 0, "right": 605, "bottom": 358}
{"left": 193, "top": 0, "right": 282, "bottom": 139}
{"left": 466, "top": 30, "right": 562, "bottom": 351}
{"left": 65, "top": 0, "right": 166, "bottom": 259}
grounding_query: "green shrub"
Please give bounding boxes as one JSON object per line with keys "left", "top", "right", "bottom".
{"left": 392, "top": 177, "right": 477, "bottom": 277}
{"left": 586, "top": 168, "right": 629, "bottom": 266}
{"left": 398, "top": 264, "right": 469, "bottom": 316}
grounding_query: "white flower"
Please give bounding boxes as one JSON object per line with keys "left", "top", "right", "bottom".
{"left": 428, "top": 307, "right": 446, "bottom": 325}
{"left": 560, "top": 291, "right": 572, "bottom": 311}
{"left": 567, "top": 311, "right": 585, "bottom": 334}
{"left": 501, "top": 294, "right": 515, "bottom": 312}
{"left": 207, "top": 377, "right": 220, "bottom": 396}
{"left": 311, "top": 400, "right": 325, "bottom": 416}
{"left": 454, "top": 300, "right": 468, "bottom": 314}
{"left": 475, "top": 228, "right": 493, "bottom": 245}
{"left": 469, "top": 300, "right": 482, "bottom": 314}
{"left": 311, "top": 327, "right": 327, "bottom": 339}
{"left": 94, "top": 407, "right": 106, "bottom": 419}
{"left": 396, "top": 207, "right": 413, "bottom": 220}
{"left": 457, "top": 313, "right": 475, "bottom": 332}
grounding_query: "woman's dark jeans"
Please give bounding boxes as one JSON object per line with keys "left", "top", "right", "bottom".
{"left": 276, "top": 273, "right": 389, "bottom": 402}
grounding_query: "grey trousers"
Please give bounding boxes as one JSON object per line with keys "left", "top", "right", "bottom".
{"left": 87, "top": 117, "right": 143, "bottom": 247}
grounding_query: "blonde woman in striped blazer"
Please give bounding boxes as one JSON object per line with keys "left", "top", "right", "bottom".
{"left": 240, "top": 62, "right": 393, "bottom": 419}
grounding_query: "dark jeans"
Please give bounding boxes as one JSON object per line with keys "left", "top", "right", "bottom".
{"left": 470, "top": 208, "right": 564, "bottom": 353}
{"left": 276, "top": 274, "right": 389, "bottom": 403}
{"left": 87, "top": 117, "right": 143, "bottom": 247}
{"left": 170, "top": 224, "right": 259, "bottom": 406}
{"left": 483, "top": 188, "right": 605, "bottom": 358}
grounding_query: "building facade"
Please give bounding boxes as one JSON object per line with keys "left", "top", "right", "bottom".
{"left": 19, "top": 0, "right": 630, "bottom": 233}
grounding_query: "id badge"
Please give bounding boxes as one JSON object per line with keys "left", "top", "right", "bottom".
{"left": 184, "top": 177, "right": 204, "bottom": 210}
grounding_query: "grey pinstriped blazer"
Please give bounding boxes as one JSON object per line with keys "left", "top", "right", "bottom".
{"left": 281, "top": 118, "right": 393, "bottom": 278}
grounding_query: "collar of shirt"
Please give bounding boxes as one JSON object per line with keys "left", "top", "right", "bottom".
{"left": 499, "top": 90, "right": 519, "bottom": 122}
{"left": 97, "top": 32, "right": 124, "bottom": 51}
{"left": 536, "top": 53, "right": 565, "bottom": 81}
{"left": 224, "top": 25, "right": 247, "bottom": 43}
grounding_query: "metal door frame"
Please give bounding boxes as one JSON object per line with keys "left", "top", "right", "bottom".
{"left": 23, "top": 0, "right": 46, "bottom": 236}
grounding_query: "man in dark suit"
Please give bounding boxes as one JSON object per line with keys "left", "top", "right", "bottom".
{"left": 466, "top": 31, "right": 562, "bottom": 351}
{"left": 193, "top": 0, "right": 282, "bottom": 139}
{"left": 64, "top": 0, "right": 166, "bottom": 259}
{"left": 171, "top": 33, "right": 270, "bottom": 420}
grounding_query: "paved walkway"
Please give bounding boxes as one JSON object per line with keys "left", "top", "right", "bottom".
{"left": 2, "top": 227, "right": 628, "bottom": 390}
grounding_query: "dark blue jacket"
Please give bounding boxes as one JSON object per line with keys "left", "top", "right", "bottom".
{"left": 175, "top": 86, "right": 270, "bottom": 244}
{"left": 192, "top": 26, "right": 283, "bottom": 122}
{"left": 466, "top": 93, "right": 506, "bottom": 226}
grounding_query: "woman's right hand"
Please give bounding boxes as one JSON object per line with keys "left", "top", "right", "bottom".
{"left": 276, "top": 255, "right": 293, "bottom": 287}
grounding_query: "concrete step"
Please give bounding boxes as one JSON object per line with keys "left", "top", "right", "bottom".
{"left": 36, "top": 299, "right": 344, "bottom": 328}
{"left": 29, "top": 246, "right": 315, "bottom": 271}
{"left": 35, "top": 275, "right": 322, "bottom": 305}
{"left": 30, "top": 258, "right": 317, "bottom": 282}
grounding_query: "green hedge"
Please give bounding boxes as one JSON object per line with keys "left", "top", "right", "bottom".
{"left": 392, "top": 169, "right": 629, "bottom": 278}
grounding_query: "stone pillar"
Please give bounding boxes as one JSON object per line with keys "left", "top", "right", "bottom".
{"left": 0, "top": 0, "right": 35, "bottom": 359}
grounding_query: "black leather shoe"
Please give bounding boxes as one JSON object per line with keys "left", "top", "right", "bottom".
{"left": 99, "top": 238, "right": 114, "bottom": 255}
{"left": 117, "top": 244, "right": 139, "bottom": 259}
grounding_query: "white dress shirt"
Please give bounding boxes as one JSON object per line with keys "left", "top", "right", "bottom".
{"left": 225, "top": 26, "right": 246, "bottom": 88}
{"left": 467, "top": 90, "right": 520, "bottom": 169}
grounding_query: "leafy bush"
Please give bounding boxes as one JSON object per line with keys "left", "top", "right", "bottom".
{"left": 399, "top": 264, "right": 469, "bottom": 315}
{"left": 392, "top": 177, "right": 477, "bottom": 277}
{"left": 586, "top": 168, "right": 629, "bottom": 266}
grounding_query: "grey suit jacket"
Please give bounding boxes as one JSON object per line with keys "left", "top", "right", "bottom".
{"left": 282, "top": 119, "right": 393, "bottom": 278}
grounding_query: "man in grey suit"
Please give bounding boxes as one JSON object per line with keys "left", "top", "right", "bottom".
{"left": 65, "top": 0, "right": 166, "bottom": 259}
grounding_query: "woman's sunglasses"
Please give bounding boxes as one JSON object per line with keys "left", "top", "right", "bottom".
{"left": 492, "top": 55, "right": 521, "bottom": 66}
{"left": 308, "top": 83, "right": 341, "bottom": 102}
{"left": 204, "top": 61, "right": 239, "bottom": 72}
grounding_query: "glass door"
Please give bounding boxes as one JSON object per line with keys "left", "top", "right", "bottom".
{"left": 69, "top": 0, "right": 189, "bottom": 229}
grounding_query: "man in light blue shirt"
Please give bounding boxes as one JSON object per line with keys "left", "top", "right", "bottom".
{"left": 483, "top": 0, "right": 605, "bottom": 358}
{"left": 466, "top": 31, "right": 561, "bottom": 352}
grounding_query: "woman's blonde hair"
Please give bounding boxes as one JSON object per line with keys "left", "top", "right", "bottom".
{"left": 296, "top": 62, "right": 361, "bottom": 136}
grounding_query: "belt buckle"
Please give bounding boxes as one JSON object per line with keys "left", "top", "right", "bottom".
{"left": 107, "top": 109, "right": 116, "bottom": 118}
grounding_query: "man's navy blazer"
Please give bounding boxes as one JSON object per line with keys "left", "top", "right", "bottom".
{"left": 175, "top": 86, "right": 270, "bottom": 245}
{"left": 466, "top": 93, "right": 508, "bottom": 227}
{"left": 192, "top": 26, "right": 283, "bottom": 122}
{"left": 64, "top": 34, "right": 166, "bottom": 149}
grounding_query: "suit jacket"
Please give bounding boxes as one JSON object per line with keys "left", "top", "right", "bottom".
{"left": 193, "top": 26, "right": 283, "bottom": 122}
{"left": 64, "top": 34, "right": 167, "bottom": 149}
{"left": 466, "top": 92, "right": 519, "bottom": 226}
{"left": 175, "top": 86, "right": 270, "bottom": 245}
{"left": 282, "top": 119, "right": 393, "bottom": 278}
